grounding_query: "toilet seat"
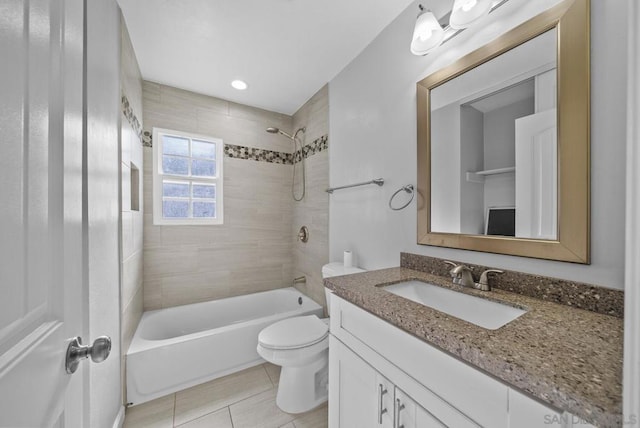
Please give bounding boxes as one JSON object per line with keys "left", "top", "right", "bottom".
{"left": 256, "top": 263, "right": 365, "bottom": 414}
{"left": 258, "top": 315, "right": 328, "bottom": 350}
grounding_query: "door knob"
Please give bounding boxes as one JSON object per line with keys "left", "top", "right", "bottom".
{"left": 65, "top": 336, "right": 112, "bottom": 374}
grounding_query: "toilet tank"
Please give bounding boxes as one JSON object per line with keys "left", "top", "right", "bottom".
{"left": 322, "top": 262, "right": 365, "bottom": 314}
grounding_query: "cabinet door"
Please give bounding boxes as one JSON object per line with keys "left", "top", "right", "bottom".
{"left": 508, "top": 389, "right": 562, "bottom": 428}
{"left": 332, "top": 295, "right": 507, "bottom": 428}
{"left": 396, "top": 388, "right": 447, "bottom": 428}
{"left": 329, "top": 336, "right": 379, "bottom": 428}
{"left": 376, "top": 373, "right": 394, "bottom": 428}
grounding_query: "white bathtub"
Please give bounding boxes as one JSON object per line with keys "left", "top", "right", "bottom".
{"left": 126, "top": 287, "right": 324, "bottom": 406}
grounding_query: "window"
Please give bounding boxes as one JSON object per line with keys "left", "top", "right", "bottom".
{"left": 152, "top": 128, "right": 223, "bottom": 225}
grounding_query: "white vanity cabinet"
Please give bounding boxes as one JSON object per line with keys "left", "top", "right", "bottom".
{"left": 377, "top": 367, "right": 449, "bottom": 428}
{"left": 395, "top": 386, "right": 447, "bottom": 428}
{"left": 329, "top": 335, "right": 449, "bottom": 428}
{"left": 329, "top": 336, "right": 448, "bottom": 428}
{"left": 328, "top": 294, "right": 592, "bottom": 428}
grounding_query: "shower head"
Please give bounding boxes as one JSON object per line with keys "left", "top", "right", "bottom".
{"left": 265, "top": 127, "right": 305, "bottom": 141}
{"left": 266, "top": 126, "right": 307, "bottom": 201}
{"left": 265, "top": 127, "right": 294, "bottom": 140}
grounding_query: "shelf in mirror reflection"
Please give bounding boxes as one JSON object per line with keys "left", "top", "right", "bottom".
{"left": 466, "top": 166, "right": 515, "bottom": 183}
{"left": 429, "top": 28, "right": 557, "bottom": 242}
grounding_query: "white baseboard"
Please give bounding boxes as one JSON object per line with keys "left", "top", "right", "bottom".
{"left": 112, "top": 406, "right": 125, "bottom": 428}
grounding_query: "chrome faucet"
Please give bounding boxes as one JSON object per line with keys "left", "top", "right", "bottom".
{"left": 444, "top": 261, "right": 503, "bottom": 291}
{"left": 292, "top": 276, "right": 306, "bottom": 285}
{"left": 444, "top": 261, "right": 475, "bottom": 288}
{"left": 476, "top": 269, "right": 504, "bottom": 291}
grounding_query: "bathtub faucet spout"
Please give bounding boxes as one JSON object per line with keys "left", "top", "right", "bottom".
{"left": 292, "top": 276, "right": 306, "bottom": 285}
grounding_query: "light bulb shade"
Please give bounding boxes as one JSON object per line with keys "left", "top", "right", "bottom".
{"left": 231, "top": 80, "right": 248, "bottom": 90}
{"left": 449, "top": 0, "right": 493, "bottom": 29}
{"left": 410, "top": 10, "right": 444, "bottom": 55}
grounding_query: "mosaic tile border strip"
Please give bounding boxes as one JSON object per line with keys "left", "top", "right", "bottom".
{"left": 142, "top": 133, "right": 329, "bottom": 165}
{"left": 400, "top": 252, "right": 624, "bottom": 318}
{"left": 142, "top": 130, "right": 152, "bottom": 147}
{"left": 121, "top": 94, "right": 143, "bottom": 142}
{"left": 293, "top": 135, "right": 328, "bottom": 163}
{"left": 224, "top": 144, "right": 293, "bottom": 164}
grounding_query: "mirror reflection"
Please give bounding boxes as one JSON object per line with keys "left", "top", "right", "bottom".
{"left": 430, "top": 28, "right": 558, "bottom": 240}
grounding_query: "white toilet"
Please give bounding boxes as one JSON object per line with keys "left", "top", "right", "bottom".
{"left": 257, "top": 263, "right": 365, "bottom": 414}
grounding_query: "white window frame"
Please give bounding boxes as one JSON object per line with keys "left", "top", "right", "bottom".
{"left": 152, "top": 127, "right": 224, "bottom": 225}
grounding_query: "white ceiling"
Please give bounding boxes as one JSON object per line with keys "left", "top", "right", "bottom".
{"left": 117, "top": 0, "right": 415, "bottom": 115}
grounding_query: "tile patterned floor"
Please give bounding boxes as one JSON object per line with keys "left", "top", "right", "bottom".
{"left": 123, "top": 363, "right": 328, "bottom": 428}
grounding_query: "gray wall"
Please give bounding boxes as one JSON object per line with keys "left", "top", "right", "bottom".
{"left": 484, "top": 98, "right": 533, "bottom": 170}
{"left": 329, "top": 0, "right": 628, "bottom": 290}
{"left": 291, "top": 85, "right": 330, "bottom": 310}
{"left": 119, "top": 12, "right": 144, "bottom": 405}
{"left": 460, "top": 106, "right": 485, "bottom": 235}
{"left": 483, "top": 98, "right": 534, "bottom": 214}
{"left": 141, "top": 82, "right": 330, "bottom": 311}
{"left": 142, "top": 83, "right": 295, "bottom": 309}
{"left": 430, "top": 103, "right": 460, "bottom": 234}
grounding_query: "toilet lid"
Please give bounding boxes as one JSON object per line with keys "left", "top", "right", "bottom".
{"left": 258, "top": 315, "right": 329, "bottom": 350}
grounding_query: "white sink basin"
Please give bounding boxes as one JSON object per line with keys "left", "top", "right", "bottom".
{"left": 383, "top": 280, "right": 526, "bottom": 330}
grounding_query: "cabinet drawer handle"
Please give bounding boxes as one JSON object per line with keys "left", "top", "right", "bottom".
{"left": 378, "top": 384, "right": 388, "bottom": 424}
{"left": 395, "top": 398, "right": 405, "bottom": 428}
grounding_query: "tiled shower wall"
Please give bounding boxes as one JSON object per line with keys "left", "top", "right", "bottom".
{"left": 142, "top": 82, "right": 295, "bottom": 309}
{"left": 120, "top": 13, "right": 144, "bottom": 403}
{"left": 291, "top": 85, "right": 330, "bottom": 310}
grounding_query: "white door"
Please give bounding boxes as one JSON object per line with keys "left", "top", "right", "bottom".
{"left": 515, "top": 108, "right": 558, "bottom": 240}
{"left": 0, "top": 0, "right": 88, "bottom": 426}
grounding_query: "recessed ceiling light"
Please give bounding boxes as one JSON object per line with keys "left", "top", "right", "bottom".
{"left": 231, "top": 80, "right": 248, "bottom": 90}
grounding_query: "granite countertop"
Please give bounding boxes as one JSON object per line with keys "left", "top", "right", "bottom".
{"left": 324, "top": 267, "right": 623, "bottom": 428}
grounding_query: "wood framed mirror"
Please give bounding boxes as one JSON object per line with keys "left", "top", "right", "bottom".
{"left": 417, "top": 0, "right": 589, "bottom": 263}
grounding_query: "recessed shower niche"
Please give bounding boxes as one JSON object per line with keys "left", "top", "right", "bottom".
{"left": 130, "top": 162, "right": 140, "bottom": 212}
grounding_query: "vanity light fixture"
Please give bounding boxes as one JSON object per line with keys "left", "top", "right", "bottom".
{"left": 231, "top": 79, "right": 248, "bottom": 90}
{"left": 450, "top": 0, "right": 493, "bottom": 29}
{"left": 410, "top": 5, "right": 445, "bottom": 55}
{"left": 411, "top": 0, "right": 509, "bottom": 56}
